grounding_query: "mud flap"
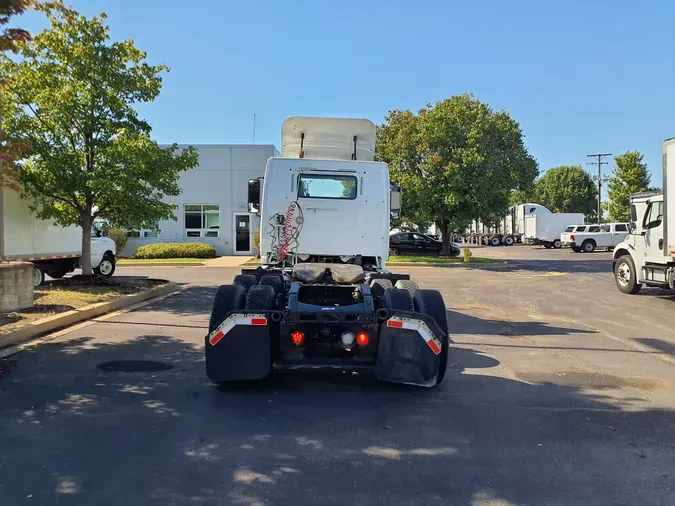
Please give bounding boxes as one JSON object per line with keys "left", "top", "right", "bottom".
{"left": 205, "top": 312, "right": 272, "bottom": 382}
{"left": 375, "top": 310, "right": 444, "bottom": 387}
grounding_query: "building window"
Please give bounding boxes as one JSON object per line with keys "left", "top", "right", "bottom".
{"left": 185, "top": 204, "right": 220, "bottom": 238}
{"left": 126, "top": 223, "right": 160, "bottom": 238}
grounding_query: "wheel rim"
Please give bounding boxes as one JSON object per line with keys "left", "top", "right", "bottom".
{"left": 33, "top": 268, "right": 42, "bottom": 286}
{"left": 99, "top": 260, "right": 113, "bottom": 275}
{"left": 617, "top": 262, "right": 631, "bottom": 286}
{"left": 554, "top": 240, "right": 561, "bottom": 248}
{"left": 505, "top": 237, "right": 513, "bottom": 245}
{"left": 389, "top": 248, "right": 398, "bottom": 256}
{"left": 585, "top": 243, "right": 593, "bottom": 252}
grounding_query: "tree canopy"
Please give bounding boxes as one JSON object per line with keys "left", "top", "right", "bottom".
{"left": 376, "top": 94, "right": 538, "bottom": 252}
{"left": 533, "top": 165, "right": 596, "bottom": 217}
{"left": 0, "top": 1, "right": 198, "bottom": 272}
{"left": 605, "top": 151, "right": 651, "bottom": 222}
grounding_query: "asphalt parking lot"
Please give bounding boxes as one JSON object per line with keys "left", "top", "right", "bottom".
{"left": 1, "top": 246, "right": 675, "bottom": 505}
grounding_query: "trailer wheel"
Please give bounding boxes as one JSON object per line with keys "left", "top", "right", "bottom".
{"left": 394, "top": 279, "right": 418, "bottom": 297}
{"left": 413, "top": 289, "right": 449, "bottom": 385}
{"left": 33, "top": 266, "right": 45, "bottom": 287}
{"left": 489, "top": 236, "right": 501, "bottom": 247}
{"left": 209, "top": 284, "right": 246, "bottom": 333}
{"left": 233, "top": 274, "right": 258, "bottom": 293}
{"left": 94, "top": 254, "right": 115, "bottom": 277}
{"left": 380, "top": 288, "right": 414, "bottom": 311}
{"left": 553, "top": 239, "right": 563, "bottom": 249}
{"left": 582, "top": 240, "right": 596, "bottom": 253}
{"left": 503, "top": 235, "right": 515, "bottom": 246}
{"left": 245, "top": 285, "right": 277, "bottom": 310}
{"left": 259, "top": 275, "right": 283, "bottom": 295}
{"left": 370, "top": 278, "right": 393, "bottom": 298}
{"left": 614, "top": 255, "right": 642, "bottom": 295}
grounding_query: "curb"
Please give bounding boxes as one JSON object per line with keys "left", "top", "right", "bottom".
{"left": 0, "top": 282, "right": 180, "bottom": 350}
{"left": 389, "top": 262, "right": 510, "bottom": 270}
{"left": 117, "top": 263, "right": 205, "bottom": 267}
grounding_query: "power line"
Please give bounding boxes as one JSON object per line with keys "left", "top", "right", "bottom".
{"left": 587, "top": 153, "right": 612, "bottom": 224}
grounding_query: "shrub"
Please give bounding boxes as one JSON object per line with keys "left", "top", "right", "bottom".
{"left": 134, "top": 242, "right": 217, "bottom": 259}
{"left": 107, "top": 228, "right": 128, "bottom": 255}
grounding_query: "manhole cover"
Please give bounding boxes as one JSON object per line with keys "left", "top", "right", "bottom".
{"left": 97, "top": 360, "right": 174, "bottom": 373}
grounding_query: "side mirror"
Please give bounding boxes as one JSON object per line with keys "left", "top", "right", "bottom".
{"left": 390, "top": 184, "right": 402, "bottom": 220}
{"left": 628, "top": 222, "right": 635, "bottom": 233}
{"left": 248, "top": 178, "right": 262, "bottom": 214}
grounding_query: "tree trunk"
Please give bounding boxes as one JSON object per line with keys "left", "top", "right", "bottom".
{"left": 81, "top": 213, "right": 93, "bottom": 276}
{"left": 440, "top": 219, "right": 450, "bottom": 256}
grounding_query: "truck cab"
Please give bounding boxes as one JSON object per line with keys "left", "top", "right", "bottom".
{"left": 205, "top": 117, "right": 449, "bottom": 389}
{"left": 613, "top": 137, "right": 674, "bottom": 293}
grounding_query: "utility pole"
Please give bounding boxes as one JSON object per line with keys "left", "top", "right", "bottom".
{"left": 587, "top": 153, "right": 612, "bottom": 224}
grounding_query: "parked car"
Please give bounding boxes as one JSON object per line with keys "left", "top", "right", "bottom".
{"left": 389, "top": 232, "right": 460, "bottom": 257}
{"left": 563, "top": 222, "right": 630, "bottom": 253}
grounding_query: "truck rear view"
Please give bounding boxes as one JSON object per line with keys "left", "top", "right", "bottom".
{"left": 205, "top": 117, "right": 449, "bottom": 388}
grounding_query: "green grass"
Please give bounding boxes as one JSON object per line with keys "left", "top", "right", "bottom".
{"left": 118, "top": 258, "right": 205, "bottom": 264}
{"left": 388, "top": 255, "right": 496, "bottom": 264}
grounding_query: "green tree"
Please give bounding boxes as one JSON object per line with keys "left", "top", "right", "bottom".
{"left": 535, "top": 165, "right": 596, "bottom": 217}
{"left": 605, "top": 151, "right": 651, "bottom": 222}
{"left": 0, "top": 2, "right": 198, "bottom": 274}
{"left": 377, "top": 94, "right": 538, "bottom": 254}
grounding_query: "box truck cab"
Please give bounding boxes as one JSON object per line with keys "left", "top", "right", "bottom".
{"left": 613, "top": 138, "right": 674, "bottom": 294}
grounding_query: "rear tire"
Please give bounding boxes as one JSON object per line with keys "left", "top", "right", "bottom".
{"left": 553, "top": 239, "right": 562, "bottom": 249}
{"left": 259, "top": 275, "right": 283, "bottom": 295}
{"left": 503, "top": 235, "right": 515, "bottom": 246}
{"left": 370, "top": 278, "right": 393, "bottom": 298}
{"left": 33, "top": 266, "right": 45, "bottom": 287}
{"left": 395, "top": 279, "right": 418, "bottom": 297}
{"left": 614, "top": 255, "right": 642, "bottom": 294}
{"left": 209, "top": 284, "right": 246, "bottom": 333}
{"left": 582, "top": 240, "right": 596, "bottom": 253}
{"left": 571, "top": 246, "right": 582, "bottom": 253}
{"left": 489, "top": 236, "right": 501, "bottom": 247}
{"left": 233, "top": 274, "right": 257, "bottom": 293}
{"left": 413, "top": 289, "right": 449, "bottom": 385}
{"left": 245, "top": 285, "right": 277, "bottom": 310}
{"left": 380, "top": 288, "right": 414, "bottom": 311}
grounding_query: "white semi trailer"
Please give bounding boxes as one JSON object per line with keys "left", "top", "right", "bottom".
{"left": 461, "top": 203, "right": 551, "bottom": 246}
{"left": 1, "top": 187, "right": 116, "bottom": 286}
{"left": 205, "top": 117, "right": 449, "bottom": 388}
{"left": 613, "top": 137, "right": 675, "bottom": 294}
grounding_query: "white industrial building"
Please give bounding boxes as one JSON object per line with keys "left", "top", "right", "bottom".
{"left": 121, "top": 144, "right": 279, "bottom": 257}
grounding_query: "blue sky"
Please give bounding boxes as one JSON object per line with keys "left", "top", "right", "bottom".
{"left": 16, "top": 0, "right": 674, "bottom": 191}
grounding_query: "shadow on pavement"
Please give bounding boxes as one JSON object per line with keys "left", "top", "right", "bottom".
{"left": 447, "top": 309, "right": 596, "bottom": 337}
{"left": 1, "top": 333, "right": 673, "bottom": 506}
{"left": 504, "top": 257, "right": 613, "bottom": 274}
{"left": 634, "top": 338, "right": 675, "bottom": 358}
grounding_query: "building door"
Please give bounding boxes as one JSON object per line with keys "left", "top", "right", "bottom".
{"left": 233, "top": 213, "right": 252, "bottom": 255}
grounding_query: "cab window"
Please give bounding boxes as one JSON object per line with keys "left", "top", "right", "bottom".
{"left": 589, "top": 226, "right": 600, "bottom": 232}
{"left": 564, "top": 226, "right": 574, "bottom": 232}
{"left": 576, "top": 226, "right": 586, "bottom": 232}
{"left": 643, "top": 201, "right": 664, "bottom": 230}
{"left": 615, "top": 224, "right": 628, "bottom": 232}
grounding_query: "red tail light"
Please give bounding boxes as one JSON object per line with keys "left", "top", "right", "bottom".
{"left": 570, "top": 235, "right": 575, "bottom": 241}
{"left": 356, "top": 331, "right": 369, "bottom": 347}
{"left": 291, "top": 330, "right": 304, "bottom": 346}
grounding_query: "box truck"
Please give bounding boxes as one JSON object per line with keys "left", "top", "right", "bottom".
{"left": 1, "top": 187, "right": 116, "bottom": 286}
{"left": 460, "top": 203, "right": 552, "bottom": 246}
{"left": 613, "top": 137, "right": 675, "bottom": 294}
{"left": 523, "top": 212, "right": 586, "bottom": 248}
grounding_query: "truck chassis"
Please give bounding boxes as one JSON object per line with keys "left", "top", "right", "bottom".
{"left": 205, "top": 264, "right": 449, "bottom": 388}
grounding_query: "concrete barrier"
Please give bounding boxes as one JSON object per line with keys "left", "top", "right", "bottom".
{"left": 0, "top": 262, "right": 34, "bottom": 312}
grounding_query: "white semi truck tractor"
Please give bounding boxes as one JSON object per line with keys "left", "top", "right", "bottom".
{"left": 205, "top": 117, "right": 449, "bottom": 387}
{"left": 613, "top": 137, "right": 675, "bottom": 294}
